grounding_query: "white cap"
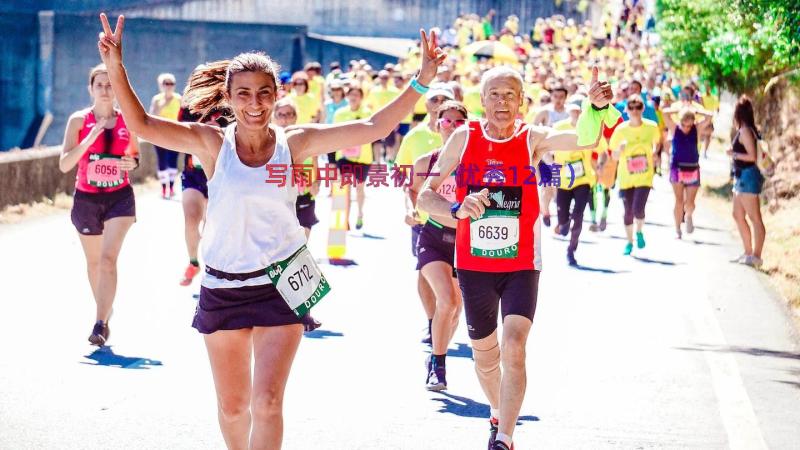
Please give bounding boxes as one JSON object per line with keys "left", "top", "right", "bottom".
{"left": 425, "top": 82, "right": 455, "bottom": 100}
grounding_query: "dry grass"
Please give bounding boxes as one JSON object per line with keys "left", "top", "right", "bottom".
{"left": 0, "top": 178, "right": 160, "bottom": 225}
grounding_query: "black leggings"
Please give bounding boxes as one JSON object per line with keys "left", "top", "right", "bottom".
{"left": 621, "top": 187, "right": 651, "bottom": 225}
{"left": 556, "top": 184, "right": 590, "bottom": 252}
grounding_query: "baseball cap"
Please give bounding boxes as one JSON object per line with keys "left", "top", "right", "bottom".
{"left": 425, "top": 82, "right": 455, "bottom": 100}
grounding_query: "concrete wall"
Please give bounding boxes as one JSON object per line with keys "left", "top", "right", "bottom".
{"left": 0, "top": 13, "right": 39, "bottom": 151}
{"left": 44, "top": 15, "right": 306, "bottom": 147}
{"left": 0, "top": 142, "right": 160, "bottom": 210}
{"left": 304, "top": 38, "right": 396, "bottom": 74}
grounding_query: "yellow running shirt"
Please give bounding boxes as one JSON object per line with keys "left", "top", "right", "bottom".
{"left": 366, "top": 85, "right": 400, "bottom": 112}
{"left": 609, "top": 119, "right": 660, "bottom": 189}
{"left": 153, "top": 93, "right": 181, "bottom": 120}
{"left": 291, "top": 92, "right": 320, "bottom": 124}
{"left": 333, "top": 107, "right": 373, "bottom": 164}
{"left": 553, "top": 119, "right": 596, "bottom": 189}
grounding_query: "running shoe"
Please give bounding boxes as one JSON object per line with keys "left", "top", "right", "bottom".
{"left": 742, "top": 255, "right": 763, "bottom": 269}
{"left": 88, "top": 320, "right": 109, "bottom": 346}
{"left": 557, "top": 223, "right": 569, "bottom": 237}
{"left": 542, "top": 215, "right": 551, "bottom": 227}
{"left": 636, "top": 231, "right": 646, "bottom": 249}
{"left": 599, "top": 217, "right": 607, "bottom": 231}
{"left": 421, "top": 326, "right": 432, "bottom": 345}
{"left": 686, "top": 215, "right": 695, "bottom": 234}
{"left": 169, "top": 187, "right": 175, "bottom": 199}
{"left": 161, "top": 185, "right": 167, "bottom": 199}
{"left": 589, "top": 222, "right": 599, "bottom": 232}
{"left": 729, "top": 254, "right": 747, "bottom": 263}
{"left": 567, "top": 250, "right": 577, "bottom": 266}
{"left": 491, "top": 441, "right": 513, "bottom": 450}
{"left": 355, "top": 216, "right": 364, "bottom": 230}
{"left": 487, "top": 417, "right": 499, "bottom": 448}
{"left": 623, "top": 242, "right": 633, "bottom": 255}
{"left": 426, "top": 366, "right": 447, "bottom": 391}
{"left": 301, "top": 314, "right": 322, "bottom": 332}
{"left": 180, "top": 264, "right": 200, "bottom": 286}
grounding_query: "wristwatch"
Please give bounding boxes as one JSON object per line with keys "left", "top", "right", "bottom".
{"left": 450, "top": 202, "right": 461, "bottom": 220}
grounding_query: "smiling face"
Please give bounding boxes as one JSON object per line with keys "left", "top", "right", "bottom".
{"left": 273, "top": 104, "right": 297, "bottom": 128}
{"left": 224, "top": 71, "right": 277, "bottom": 130}
{"left": 481, "top": 75, "right": 522, "bottom": 129}
{"left": 436, "top": 107, "right": 467, "bottom": 142}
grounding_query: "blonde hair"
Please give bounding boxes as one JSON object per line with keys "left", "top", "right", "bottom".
{"left": 157, "top": 73, "right": 176, "bottom": 85}
{"left": 679, "top": 107, "right": 695, "bottom": 122}
{"left": 183, "top": 52, "right": 281, "bottom": 120}
{"left": 89, "top": 64, "right": 108, "bottom": 86}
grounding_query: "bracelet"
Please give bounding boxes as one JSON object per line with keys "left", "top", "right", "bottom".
{"left": 410, "top": 78, "right": 430, "bottom": 95}
{"left": 450, "top": 202, "right": 461, "bottom": 220}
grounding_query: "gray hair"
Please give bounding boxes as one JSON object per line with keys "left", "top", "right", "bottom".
{"left": 480, "top": 66, "right": 523, "bottom": 96}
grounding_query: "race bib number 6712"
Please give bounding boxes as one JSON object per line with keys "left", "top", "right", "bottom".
{"left": 266, "top": 245, "right": 331, "bottom": 317}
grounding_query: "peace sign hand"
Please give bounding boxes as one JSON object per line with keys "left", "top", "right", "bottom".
{"left": 417, "top": 29, "right": 447, "bottom": 86}
{"left": 98, "top": 13, "right": 125, "bottom": 67}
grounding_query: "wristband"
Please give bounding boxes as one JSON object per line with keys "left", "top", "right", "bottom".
{"left": 450, "top": 202, "right": 461, "bottom": 220}
{"left": 410, "top": 78, "right": 430, "bottom": 95}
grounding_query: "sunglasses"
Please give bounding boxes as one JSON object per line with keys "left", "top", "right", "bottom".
{"left": 162, "top": 82, "right": 175, "bottom": 86}
{"left": 276, "top": 112, "right": 296, "bottom": 119}
{"left": 628, "top": 104, "right": 644, "bottom": 111}
{"left": 428, "top": 96, "right": 447, "bottom": 104}
{"left": 437, "top": 118, "right": 466, "bottom": 128}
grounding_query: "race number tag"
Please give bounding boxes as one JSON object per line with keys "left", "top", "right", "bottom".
{"left": 567, "top": 159, "right": 585, "bottom": 178}
{"left": 267, "top": 245, "right": 331, "bottom": 317}
{"left": 341, "top": 145, "right": 361, "bottom": 159}
{"left": 626, "top": 154, "right": 649, "bottom": 174}
{"left": 470, "top": 209, "right": 520, "bottom": 258}
{"left": 678, "top": 168, "right": 699, "bottom": 183}
{"left": 87, "top": 154, "right": 123, "bottom": 188}
{"left": 437, "top": 175, "right": 458, "bottom": 202}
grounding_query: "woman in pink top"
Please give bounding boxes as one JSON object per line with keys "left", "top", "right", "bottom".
{"left": 59, "top": 63, "right": 140, "bottom": 346}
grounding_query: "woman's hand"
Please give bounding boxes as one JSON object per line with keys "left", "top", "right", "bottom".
{"left": 119, "top": 155, "right": 138, "bottom": 172}
{"left": 98, "top": 13, "right": 125, "bottom": 68}
{"left": 87, "top": 117, "right": 108, "bottom": 143}
{"left": 416, "top": 29, "right": 447, "bottom": 86}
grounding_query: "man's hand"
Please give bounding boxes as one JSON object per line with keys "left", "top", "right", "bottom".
{"left": 457, "top": 188, "right": 491, "bottom": 220}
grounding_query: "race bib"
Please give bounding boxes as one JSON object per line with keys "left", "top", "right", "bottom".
{"left": 87, "top": 154, "right": 123, "bottom": 188}
{"left": 470, "top": 209, "right": 520, "bottom": 258}
{"left": 341, "top": 145, "right": 362, "bottom": 159}
{"left": 567, "top": 159, "right": 585, "bottom": 179}
{"left": 266, "top": 245, "right": 331, "bottom": 318}
{"left": 437, "top": 176, "right": 458, "bottom": 202}
{"left": 626, "top": 154, "right": 649, "bottom": 174}
{"left": 678, "top": 168, "right": 699, "bottom": 183}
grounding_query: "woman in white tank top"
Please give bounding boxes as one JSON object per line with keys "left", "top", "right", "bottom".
{"left": 97, "top": 14, "right": 445, "bottom": 449}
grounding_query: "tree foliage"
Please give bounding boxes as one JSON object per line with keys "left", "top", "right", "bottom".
{"left": 656, "top": 0, "right": 800, "bottom": 93}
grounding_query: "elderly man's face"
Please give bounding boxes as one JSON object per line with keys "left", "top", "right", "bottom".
{"left": 481, "top": 75, "right": 522, "bottom": 128}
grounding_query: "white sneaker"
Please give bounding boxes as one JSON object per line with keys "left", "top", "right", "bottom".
{"left": 742, "top": 255, "right": 763, "bottom": 268}
{"left": 729, "top": 254, "right": 747, "bottom": 263}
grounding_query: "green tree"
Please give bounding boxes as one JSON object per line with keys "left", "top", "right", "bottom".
{"left": 656, "top": 0, "right": 800, "bottom": 93}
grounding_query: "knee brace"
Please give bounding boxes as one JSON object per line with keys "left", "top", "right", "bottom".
{"left": 473, "top": 343, "right": 501, "bottom": 375}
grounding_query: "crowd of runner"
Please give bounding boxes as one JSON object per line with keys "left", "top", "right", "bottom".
{"left": 60, "top": 2, "right": 769, "bottom": 449}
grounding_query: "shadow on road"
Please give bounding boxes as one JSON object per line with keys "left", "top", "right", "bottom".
{"left": 304, "top": 329, "right": 344, "bottom": 339}
{"left": 632, "top": 256, "right": 684, "bottom": 266}
{"left": 570, "top": 264, "right": 629, "bottom": 274}
{"left": 81, "top": 346, "right": 163, "bottom": 370}
{"left": 676, "top": 344, "right": 800, "bottom": 360}
{"left": 447, "top": 343, "right": 473, "bottom": 359}
{"left": 431, "top": 392, "right": 539, "bottom": 424}
{"left": 351, "top": 233, "right": 386, "bottom": 240}
{"left": 688, "top": 239, "right": 722, "bottom": 246}
{"left": 644, "top": 221, "right": 670, "bottom": 228}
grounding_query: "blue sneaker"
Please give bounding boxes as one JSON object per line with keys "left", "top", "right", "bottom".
{"left": 636, "top": 231, "right": 646, "bottom": 249}
{"left": 88, "top": 320, "right": 109, "bottom": 346}
{"left": 624, "top": 242, "right": 633, "bottom": 256}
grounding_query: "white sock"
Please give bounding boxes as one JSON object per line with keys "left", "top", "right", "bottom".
{"left": 168, "top": 168, "right": 178, "bottom": 183}
{"left": 496, "top": 432, "right": 512, "bottom": 446}
{"left": 490, "top": 408, "right": 500, "bottom": 420}
{"left": 157, "top": 170, "right": 168, "bottom": 186}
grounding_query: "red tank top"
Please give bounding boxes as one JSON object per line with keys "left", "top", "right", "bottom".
{"left": 455, "top": 120, "right": 541, "bottom": 272}
{"left": 75, "top": 110, "right": 133, "bottom": 193}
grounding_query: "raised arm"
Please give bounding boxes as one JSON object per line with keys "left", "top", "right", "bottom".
{"left": 97, "top": 14, "right": 220, "bottom": 162}
{"left": 418, "top": 128, "right": 473, "bottom": 218}
{"left": 286, "top": 29, "right": 446, "bottom": 163}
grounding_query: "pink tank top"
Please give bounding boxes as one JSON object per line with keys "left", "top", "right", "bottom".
{"left": 75, "top": 110, "right": 133, "bottom": 193}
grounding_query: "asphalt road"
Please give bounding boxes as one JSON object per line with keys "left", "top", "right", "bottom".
{"left": 1, "top": 157, "right": 799, "bottom": 449}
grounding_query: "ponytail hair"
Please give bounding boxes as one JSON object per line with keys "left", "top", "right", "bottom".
{"left": 183, "top": 52, "right": 281, "bottom": 120}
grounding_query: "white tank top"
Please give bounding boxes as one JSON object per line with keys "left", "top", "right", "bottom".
{"left": 201, "top": 123, "right": 306, "bottom": 289}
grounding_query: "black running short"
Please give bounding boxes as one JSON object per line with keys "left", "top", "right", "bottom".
{"left": 456, "top": 269, "right": 540, "bottom": 340}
